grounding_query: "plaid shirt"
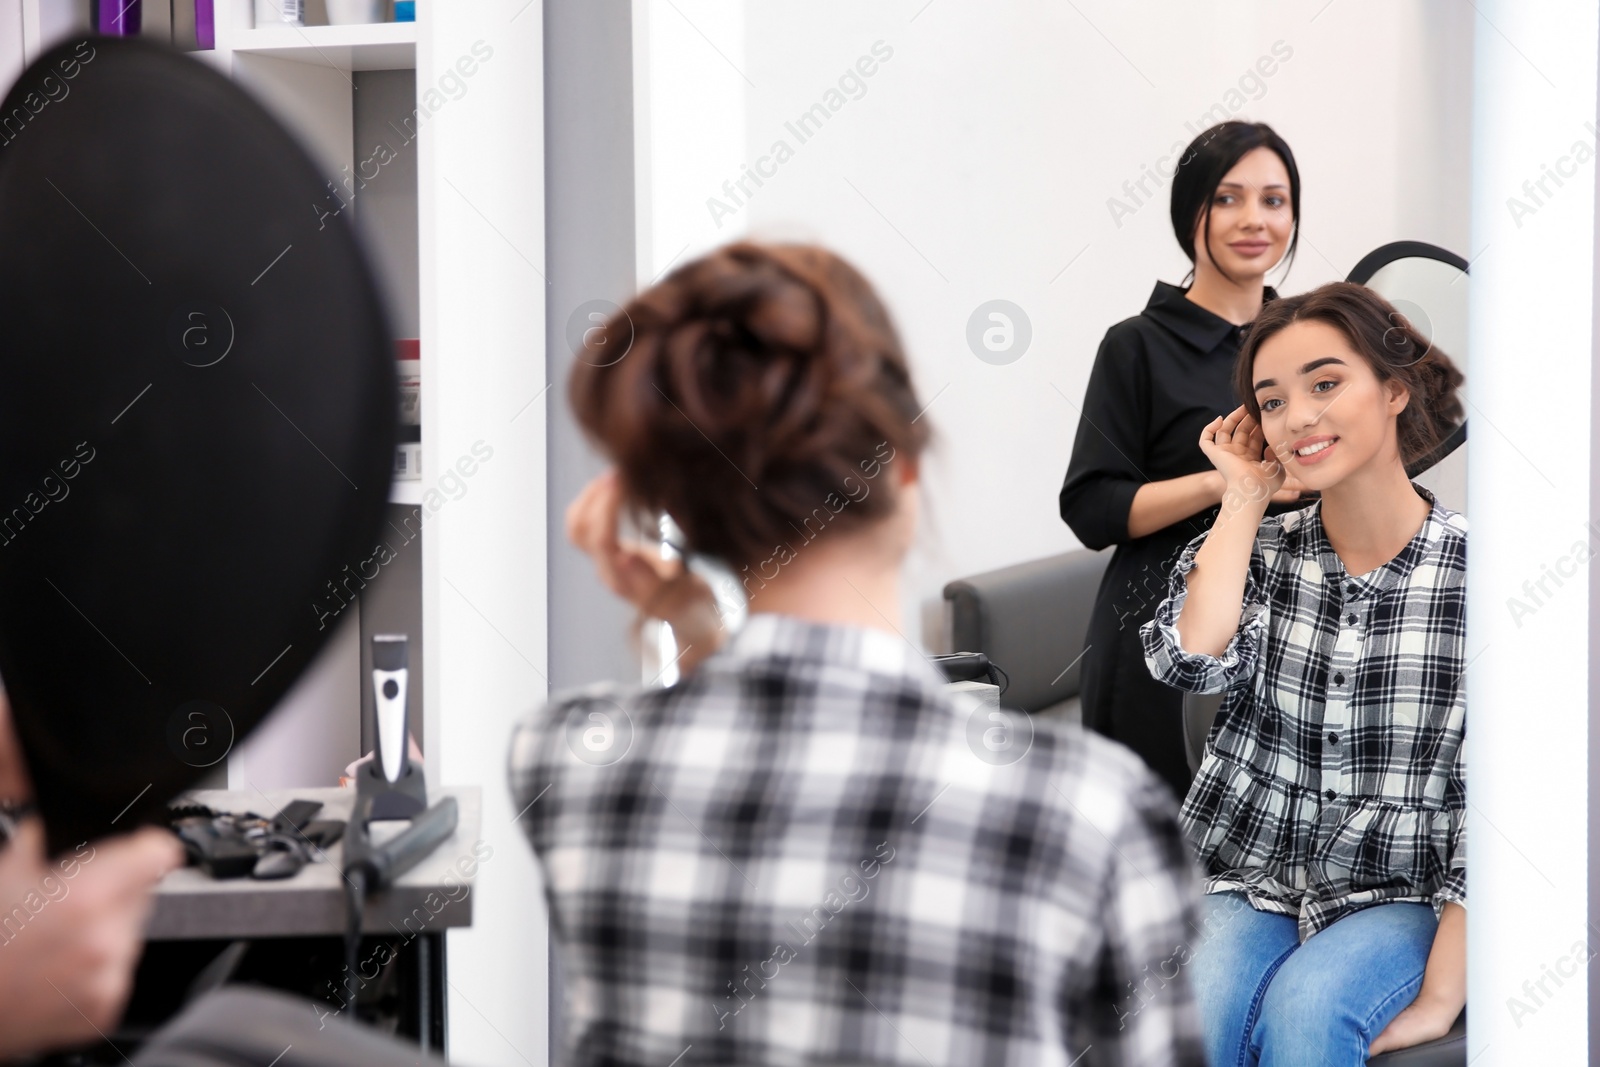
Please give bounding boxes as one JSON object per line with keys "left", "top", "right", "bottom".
{"left": 510, "top": 613, "right": 1206, "bottom": 1067}
{"left": 1140, "top": 483, "right": 1467, "bottom": 941}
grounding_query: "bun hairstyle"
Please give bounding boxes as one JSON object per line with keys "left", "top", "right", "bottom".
{"left": 568, "top": 241, "right": 930, "bottom": 572}
{"left": 1170, "top": 120, "right": 1301, "bottom": 287}
{"left": 1233, "top": 281, "right": 1464, "bottom": 469}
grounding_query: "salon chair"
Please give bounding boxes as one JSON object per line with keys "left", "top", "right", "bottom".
{"left": 134, "top": 986, "right": 446, "bottom": 1067}
{"left": 941, "top": 547, "right": 1110, "bottom": 720}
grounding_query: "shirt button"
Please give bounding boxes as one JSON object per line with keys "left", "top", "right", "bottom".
{"left": 1327, "top": 731, "right": 1339, "bottom": 746}
{"left": 1346, "top": 583, "right": 1357, "bottom": 596}
{"left": 1333, "top": 673, "right": 1345, "bottom": 685}
{"left": 1324, "top": 788, "right": 1338, "bottom": 801}
{"left": 1347, "top": 613, "right": 1358, "bottom": 625}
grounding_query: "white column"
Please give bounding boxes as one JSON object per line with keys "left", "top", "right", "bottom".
{"left": 1469, "top": 2, "right": 1596, "bottom": 1060}
{"left": 418, "top": 0, "right": 549, "bottom": 1063}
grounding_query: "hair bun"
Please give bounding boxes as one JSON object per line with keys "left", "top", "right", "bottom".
{"left": 569, "top": 242, "right": 929, "bottom": 572}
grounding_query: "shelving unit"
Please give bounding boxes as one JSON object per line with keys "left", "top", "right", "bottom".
{"left": 15, "top": 3, "right": 427, "bottom": 788}
{"left": 230, "top": 18, "right": 416, "bottom": 69}
{"left": 13, "top": 4, "right": 551, "bottom": 1061}
{"left": 207, "top": 1, "right": 430, "bottom": 794}
{"left": 390, "top": 479, "right": 424, "bottom": 505}
{"left": 208, "top": 14, "right": 426, "bottom": 517}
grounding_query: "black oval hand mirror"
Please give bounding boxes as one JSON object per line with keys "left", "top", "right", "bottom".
{"left": 0, "top": 37, "right": 396, "bottom": 853}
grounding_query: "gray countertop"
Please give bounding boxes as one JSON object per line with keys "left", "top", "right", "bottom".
{"left": 148, "top": 785, "right": 482, "bottom": 941}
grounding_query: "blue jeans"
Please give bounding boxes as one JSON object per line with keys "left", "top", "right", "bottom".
{"left": 1190, "top": 891, "right": 1437, "bottom": 1067}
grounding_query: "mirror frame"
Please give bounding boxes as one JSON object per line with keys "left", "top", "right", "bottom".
{"left": 1346, "top": 240, "right": 1470, "bottom": 479}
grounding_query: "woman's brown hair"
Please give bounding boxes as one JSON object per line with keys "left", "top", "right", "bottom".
{"left": 1233, "top": 281, "right": 1464, "bottom": 468}
{"left": 569, "top": 241, "right": 930, "bottom": 572}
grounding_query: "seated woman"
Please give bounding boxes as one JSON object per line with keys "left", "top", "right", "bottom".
{"left": 1141, "top": 281, "right": 1467, "bottom": 1066}
{"left": 510, "top": 241, "right": 1206, "bottom": 1066}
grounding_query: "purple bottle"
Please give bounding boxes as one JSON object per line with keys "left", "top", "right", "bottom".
{"left": 196, "top": 0, "right": 214, "bottom": 48}
{"left": 93, "top": 0, "right": 141, "bottom": 36}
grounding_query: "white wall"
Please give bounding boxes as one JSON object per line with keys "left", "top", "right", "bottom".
{"left": 638, "top": 0, "right": 1473, "bottom": 647}
{"left": 631, "top": 0, "right": 745, "bottom": 285}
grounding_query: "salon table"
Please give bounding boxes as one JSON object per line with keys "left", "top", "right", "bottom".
{"left": 137, "top": 785, "right": 481, "bottom": 1055}
{"left": 149, "top": 786, "right": 481, "bottom": 939}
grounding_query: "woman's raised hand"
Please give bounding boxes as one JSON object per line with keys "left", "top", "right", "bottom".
{"left": 1198, "top": 405, "right": 1290, "bottom": 504}
{"left": 567, "top": 470, "right": 703, "bottom": 617}
{"left": 565, "top": 470, "right": 726, "bottom": 672}
{"left": 1261, "top": 425, "right": 1312, "bottom": 502}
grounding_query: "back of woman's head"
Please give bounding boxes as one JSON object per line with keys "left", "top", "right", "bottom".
{"left": 1233, "top": 280, "right": 1464, "bottom": 468}
{"left": 569, "top": 241, "right": 929, "bottom": 571}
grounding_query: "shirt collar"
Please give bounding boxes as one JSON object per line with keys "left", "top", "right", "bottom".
{"left": 714, "top": 612, "right": 948, "bottom": 690}
{"left": 1142, "top": 280, "right": 1281, "bottom": 353}
{"left": 1304, "top": 482, "right": 1449, "bottom": 601}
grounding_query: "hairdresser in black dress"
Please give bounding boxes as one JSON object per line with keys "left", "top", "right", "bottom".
{"left": 1060, "top": 121, "right": 1309, "bottom": 800}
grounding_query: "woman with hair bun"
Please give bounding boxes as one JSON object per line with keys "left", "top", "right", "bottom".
{"left": 510, "top": 241, "right": 1206, "bottom": 1066}
{"left": 1061, "top": 120, "right": 1309, "bottom": 801}
{"left": 1142, "top": 281, "right": 1468, "bottom": 1064}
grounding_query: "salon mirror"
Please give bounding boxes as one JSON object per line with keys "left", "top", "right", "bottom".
{"left": 1347, "top": 241, "right": 1470, "bottom": 514}
{"left": 0, "top": 38, "right": 398, "bottom": 854}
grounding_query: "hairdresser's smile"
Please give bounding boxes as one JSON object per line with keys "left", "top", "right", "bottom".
{"left": 1229, "top": 239, "right": 1273, "bottom": 257}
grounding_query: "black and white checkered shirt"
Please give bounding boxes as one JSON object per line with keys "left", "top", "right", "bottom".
{"left": 510, "top": 612, "right": 1206, "bottom": 1067}
{"left": 1140, "top": 483, "right": 1467, "bottom": 942}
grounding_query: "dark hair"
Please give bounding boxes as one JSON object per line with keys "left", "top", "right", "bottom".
{"left": 568, "top": 241, "right": 930, "bottom": 572}
{"left": 1233, "top": 281, "right": 1464, "bottom": 468}
{"left": 1170, "top": 120, "right": 1300, "bottom": 287}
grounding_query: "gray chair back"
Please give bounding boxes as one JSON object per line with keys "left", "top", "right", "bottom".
{"left": 942, "top": 548, "right": 1110, "bottom": 713}
{"left": 1182, "top": 690, "right": 1225, "bottom": 773}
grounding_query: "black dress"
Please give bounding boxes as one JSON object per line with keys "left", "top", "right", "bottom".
{"left": 1059, "top": 281, "right": 1302, "bottom": 801}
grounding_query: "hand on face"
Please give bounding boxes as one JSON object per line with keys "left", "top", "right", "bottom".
{"left": 565, "top": 470, "right": 721, "bottom": 641}
{"left": 1200, "top": 405, "right": 1293, "bottom": 504}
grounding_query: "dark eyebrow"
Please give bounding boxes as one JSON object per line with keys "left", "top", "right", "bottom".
{"left": 1254, "top": 357, "right": 1347, "bottom": 391}
{"left": 1216, "top": 182, "right": 1289, "bottom": 191}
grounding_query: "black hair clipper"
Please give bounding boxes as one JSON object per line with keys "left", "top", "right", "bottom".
{"left": 357, "top": 634, "right": 426, "bottom": 819}
{"left": 343, "top": 635, "right": 459, "bottom": 971}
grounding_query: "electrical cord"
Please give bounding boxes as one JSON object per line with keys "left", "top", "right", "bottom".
{"left": 985, "top": 660, "right": 1010, "bottom": 697}
{"left": 342, "top": 866, "right": 367, "bottom": 1020}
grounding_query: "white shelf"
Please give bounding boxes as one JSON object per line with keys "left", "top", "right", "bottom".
{"left": 389, "top": 479, "right": 423, "bottom": 505}
{"left": 232, "top": 20, "right": 416, "bottom": 71}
